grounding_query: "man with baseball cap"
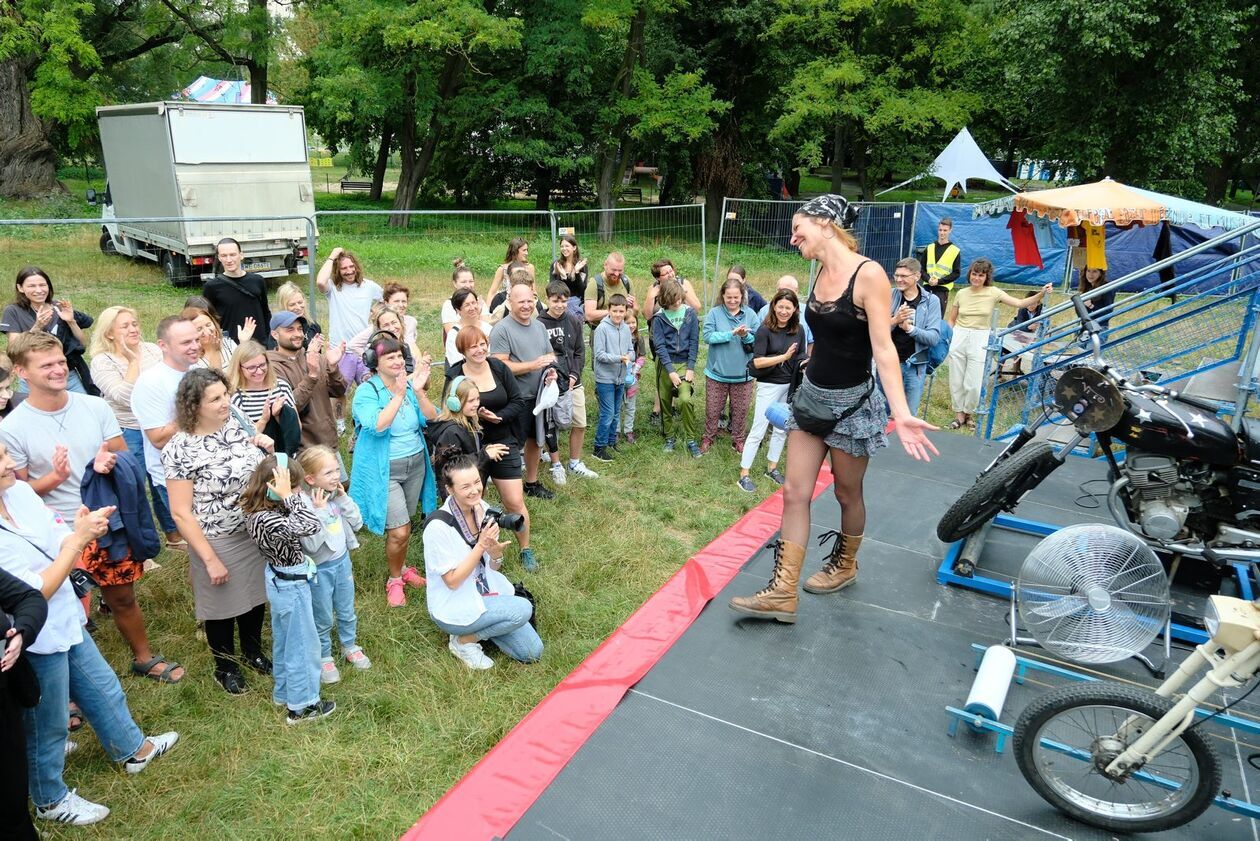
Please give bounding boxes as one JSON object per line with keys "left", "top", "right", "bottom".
{"left": 266, "top": 311, "right": 347, "bottom": 449}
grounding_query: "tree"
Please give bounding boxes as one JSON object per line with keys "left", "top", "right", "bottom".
{"left": 997, "top": 0, "right": 1240, "bottom": 197}
{"left": 0, "top": 0, "right": 184, "bottom": 197}
{"left": 769, "top": 0, "right": 978, "bottom": 200}
{"left": 159, "top": 0, "right": 274, "bottom": 105}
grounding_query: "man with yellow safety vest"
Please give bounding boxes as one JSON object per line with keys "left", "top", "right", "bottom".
{"left": 916, "top": 217, "right": 961, "bottom": 314}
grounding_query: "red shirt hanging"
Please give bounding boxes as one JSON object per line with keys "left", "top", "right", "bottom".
{"left": 1007, "top": 209, "right": 1044, "bottom": 269}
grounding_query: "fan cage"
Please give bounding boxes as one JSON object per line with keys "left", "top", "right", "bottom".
{"left": 1015, "top": 524, "right": 1171, "bottom": 663}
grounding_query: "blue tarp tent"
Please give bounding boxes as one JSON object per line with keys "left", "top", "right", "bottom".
{"left": 913, "top": 193, "right": 1256, "bottom": 292}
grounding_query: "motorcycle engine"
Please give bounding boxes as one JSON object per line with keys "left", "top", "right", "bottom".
{"left": 1123, "top": 453, "right": 1194, "bottom": 540}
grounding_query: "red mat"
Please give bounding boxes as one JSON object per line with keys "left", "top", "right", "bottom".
{"left": 403, "top": 467, "right": 835, "bottom": 841}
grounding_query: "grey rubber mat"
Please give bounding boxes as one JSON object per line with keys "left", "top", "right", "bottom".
{"left": 506, "top": 434, "right": 1258, "bottom": 840}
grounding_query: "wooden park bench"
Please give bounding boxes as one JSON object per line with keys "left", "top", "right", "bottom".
{"left": 620, "top": 186, "right": 643, "bottom": 203}
{"left": 339, "top": 177, "right": 372, "bottom": 193}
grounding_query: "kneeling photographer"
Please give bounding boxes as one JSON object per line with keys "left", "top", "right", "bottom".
{"left": 422, "top": 452, "right": 542, "bottom": 670}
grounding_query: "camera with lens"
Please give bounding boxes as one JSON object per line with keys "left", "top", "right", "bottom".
{"left": 482, "top": 506, "right": 525, "bottom": 532}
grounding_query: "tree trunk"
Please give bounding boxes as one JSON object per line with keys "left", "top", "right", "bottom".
{"left": 370, "top": 124, "right": 393, "bottom": 201}
{"left": 1202, "top": 155, "right": 1238, "bottom": 205}
{"left": 248, "top": 0, "right": 270, "bottom": 104}
{"left": 596, "top": 5, "right": 647, "bottom": 240}
{"left": 389, "top": 74, "right": 419, "bottom": 226}
{"left": 534, "top": 165, "right": 552, "bottom": 210}
{"left": 390, "top": 55, "right": 465, "bottom": 226}
{"left": 856, "top": 149, "right": 869, "bottom": 201}
{"left": 0, "top": 58, "right": 61, "bottom": 198}
{"left": 830, "top": 123, "right": 846, "bottom": 194}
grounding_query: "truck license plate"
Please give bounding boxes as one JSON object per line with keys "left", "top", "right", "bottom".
{"left": 244, "top": 261, "right": 272, "bottom": 271}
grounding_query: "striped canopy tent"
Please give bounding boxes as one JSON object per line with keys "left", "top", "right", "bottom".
{"left": 178, "top": 76, "right": 277, "bottom": 105}
{"left": 973, "top": 177, "right": 1254, "bottom": 231}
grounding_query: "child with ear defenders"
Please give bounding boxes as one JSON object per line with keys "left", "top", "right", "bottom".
{"left": 427, "top": 376, "right": 511, "bottom": 481}
{"left": 241, "top": 453, "right": 333, "bottom": 725}
{"left": 297, "top": 445, "right": 370, "bottom": 685}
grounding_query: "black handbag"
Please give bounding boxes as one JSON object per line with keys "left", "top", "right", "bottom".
{"left": 791, "top": 377, "right": 875, "bottom": 437}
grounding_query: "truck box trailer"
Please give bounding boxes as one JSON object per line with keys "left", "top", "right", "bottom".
{"left": 94, "top": 101, "right": 318, "bottom": 286}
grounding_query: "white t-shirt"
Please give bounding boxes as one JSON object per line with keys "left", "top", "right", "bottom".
{"left": 444, "top": 320, "right": 493, "bottom": 366}
{"left": 130, "top": 361, "right": 189, "bottom": 485}
{"left": 0, "top": 394, "right": 123, "bottom": 520}
{"left": 325, "top": 279, "right": 383, "bottom": 345}
{"left": 0, "top": 481, "right": 81, "bottom": 655}
{"left": 440, "top": 300, "right": 458, "bottom": 327}
{"left": 422, "top": 500, "right": 513, "bottom": 626}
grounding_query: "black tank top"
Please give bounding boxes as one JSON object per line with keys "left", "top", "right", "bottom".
{"left": 804, "top": 260, "right": 874, "bottom": 389}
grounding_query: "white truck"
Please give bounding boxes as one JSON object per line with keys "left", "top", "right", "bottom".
{"left": 93, "top": 101, "right": 318, "bottom": 286}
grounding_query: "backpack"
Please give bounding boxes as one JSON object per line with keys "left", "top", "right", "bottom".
{"left": 927, "top": 321, "right": 952, "bottom": 375}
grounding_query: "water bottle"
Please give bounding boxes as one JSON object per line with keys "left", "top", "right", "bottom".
{"left": 766, "top": 402, "right": 791, "bottom": 430}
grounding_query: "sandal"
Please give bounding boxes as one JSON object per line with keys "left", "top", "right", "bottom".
{"left": 131, "top": 656, "right": 186, "bottom": 684}
{"left": 947, "top": 419, "right": 964, "bottom": 430}
{"left": 165, "top": 538, "right": 188, "bottom": 552}
{"left": 68, "top": 703, "right": 85, "bottom": 732}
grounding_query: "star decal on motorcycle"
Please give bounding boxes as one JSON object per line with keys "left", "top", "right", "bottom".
{"left": 1137, "top": 409, "right": 1152, "bottom": 422}
{"left": 1189, "top": 412, "right": 1209, "bottom": 427}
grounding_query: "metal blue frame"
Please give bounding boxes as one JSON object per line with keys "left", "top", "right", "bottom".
{"left": 935, "top": 513, "right": 1256, "bottom": 645}
{"left": 977, "top": 226, "right": 1260, "bottom": 441}
{"left": 946, "top": 641, "right": 1260, "bottom": 820}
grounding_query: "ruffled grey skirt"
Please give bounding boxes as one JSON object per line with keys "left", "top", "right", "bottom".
{"left": 785, "top": 376, "right": 889, "bottom": 457}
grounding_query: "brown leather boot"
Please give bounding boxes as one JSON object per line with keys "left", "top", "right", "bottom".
{"left": 803, "top": 531, "right": 862, "bottom": 594}
{"left": 728, "top": 539, "right": 806, "bottom": 623}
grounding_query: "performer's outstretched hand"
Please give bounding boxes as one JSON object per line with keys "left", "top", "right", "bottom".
{"left": 894, "top": 416, "right": 939, "bottom": 461}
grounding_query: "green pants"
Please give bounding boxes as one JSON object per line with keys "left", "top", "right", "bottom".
{"left": 656, "top": 361, "right": 698, "bottom": 443}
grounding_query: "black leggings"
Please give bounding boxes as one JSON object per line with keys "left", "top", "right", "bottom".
{"left": 203, "top": 604, "right": 265, "bottom": 674}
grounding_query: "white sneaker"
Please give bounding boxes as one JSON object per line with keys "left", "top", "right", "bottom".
{"left": 320, "top": 656, "right": 341, "bottom": 684}
{"left": 124, "top": 731, "right": 179, "bottom": 774}
{"left": 549, "top": 461, "right": 567, "bottom": 486}
{"left": 448, "top": 635, "right": 493, "bottom": 670}
{"left": 567, "top": 460, "right": 599, "bottom": 479}
{"left": 336, "top": 418, "right": 346, "bottom": 436}
{"left": 36, "top": 789, "right": 110, "bottom": 825}
{"left": 65, "top": 739, "right": 79, "bottom": 756}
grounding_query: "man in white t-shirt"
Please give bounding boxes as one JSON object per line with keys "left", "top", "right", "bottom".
{"left": 130, "top": 316, "right": 202, "bottom": 528}
{"left": 1, "top": 331, "right": 184, "bottom": 683}
{"left": 316, "top": 246, "right": 383, "bottom": 344}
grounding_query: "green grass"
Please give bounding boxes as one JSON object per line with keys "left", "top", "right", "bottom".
{"left": 2, "top": 188, "right": 1249, "bottom": 838}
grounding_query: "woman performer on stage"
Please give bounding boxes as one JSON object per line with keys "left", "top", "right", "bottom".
{"left": 729, "top": 194, "right": 937, "bottom": 624}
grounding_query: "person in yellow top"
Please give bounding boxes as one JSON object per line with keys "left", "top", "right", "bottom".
{"left": 916, "top": 217, "right": 962, "bottom": 313}
{"left": 945, "top": 259, "right": 1051, "bottom": 430}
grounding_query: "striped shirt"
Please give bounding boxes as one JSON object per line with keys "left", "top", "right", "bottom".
{"left": 230, "top": 380, "right": 296, "bottom": 424}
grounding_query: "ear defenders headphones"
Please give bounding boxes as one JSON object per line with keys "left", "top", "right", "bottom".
{"left": 265, "top": 452, "right": 290, "bottom": 501}
{"left": 445, "top": 376, "right": 467, "bottom": 413}
{"left": 361, "top": 330, "right": 395, "bottom": 372}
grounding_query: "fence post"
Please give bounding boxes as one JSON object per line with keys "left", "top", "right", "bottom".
{"left": 909, "top": 201, "right": 920, "bottom": 260}
{"left": 712, "top": 197, "right": 728, "bottom": 300}
{"left": 548, "top": 211, "right": 559, "bottom": 264}
{"left": 700, "top": 202, "right": 709, "bottom": 305}
{"left": 306, "top": 217, "right": 319, "bottom": 326}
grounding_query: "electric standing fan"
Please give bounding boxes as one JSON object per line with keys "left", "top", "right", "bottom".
{"left": 1011, "top": 524, "right": 1172, "bottom": 673}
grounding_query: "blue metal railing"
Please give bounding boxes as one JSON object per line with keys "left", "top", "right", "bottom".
{"left": 977, "top": 217, "right": 1260, "bottom": 439}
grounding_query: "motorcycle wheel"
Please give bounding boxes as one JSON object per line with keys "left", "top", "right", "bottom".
{"left": 935, "top": 441, "right": 1056, "bottom": 543}
{"left": 1013, "top": 682, "right": 1221, "bottom": 834}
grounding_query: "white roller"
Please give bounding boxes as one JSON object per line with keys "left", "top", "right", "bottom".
{"left": 963, "top": 645, "right": 1017, "bottom": 730}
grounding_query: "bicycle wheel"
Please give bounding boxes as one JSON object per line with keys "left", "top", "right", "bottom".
{"left": 936, "top": 442, "right": 1056, "bottom": 543}
{"left": 1013, "top": 682, "right": 1221, "bottom": 833}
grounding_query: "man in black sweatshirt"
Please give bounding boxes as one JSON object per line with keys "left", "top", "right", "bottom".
{"left": 539, "top": 282, "right": 599, "bottom": 482}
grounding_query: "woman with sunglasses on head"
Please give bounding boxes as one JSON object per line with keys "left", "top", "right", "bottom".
{"left": 182, "top": 305, "right": 255, "bottom": 373}
{"left": 729, "top": 195, "right": 937, "bottom": 625}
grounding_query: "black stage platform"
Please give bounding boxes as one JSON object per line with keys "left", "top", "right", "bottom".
{"left": 507, "top": 433, "right": 1260, "bottom": 840}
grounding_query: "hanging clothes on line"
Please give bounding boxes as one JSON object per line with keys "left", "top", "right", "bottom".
{"left": 1080, "top": 221, "right": 1107, "bottom": 270}
{"left": 1007, "top": 209, "right": 1043, "bottom": 269}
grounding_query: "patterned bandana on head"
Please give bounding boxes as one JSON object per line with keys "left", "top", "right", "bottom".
{"left": 798, "top": 194, "right": 860, "bottom": 229}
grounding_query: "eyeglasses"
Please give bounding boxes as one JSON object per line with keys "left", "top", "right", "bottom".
{"left": 892, "top": 273, "right": 916, "bottom": 280}
{"left": 241, "top": 361, "right": 268, "bottom": 374}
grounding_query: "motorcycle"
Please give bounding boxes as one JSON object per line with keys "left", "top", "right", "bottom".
{"left": 1012, "top": 594, "right": 1259, "bottom": 832}
{"left": 937, "top": 294, "right": 1260, "bottom": 573}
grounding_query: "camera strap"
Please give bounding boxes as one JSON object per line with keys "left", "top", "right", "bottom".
{"left": 423, "top": 510, "right": 477, "bottom": 549}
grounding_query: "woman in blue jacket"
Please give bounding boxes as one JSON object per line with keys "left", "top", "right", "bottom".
{"left": 702, "top": 277, "right": 760, "bottom": 454}
{"left": 349, "top": 335, "right": 437, "bottom": 609}
{"left": 649, "top": 278, "right": 701, "bottom": 457}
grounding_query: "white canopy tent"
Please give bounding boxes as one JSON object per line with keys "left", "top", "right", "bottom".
{"left": 877, "top": 127, "right": 1018, "bottom": 200}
